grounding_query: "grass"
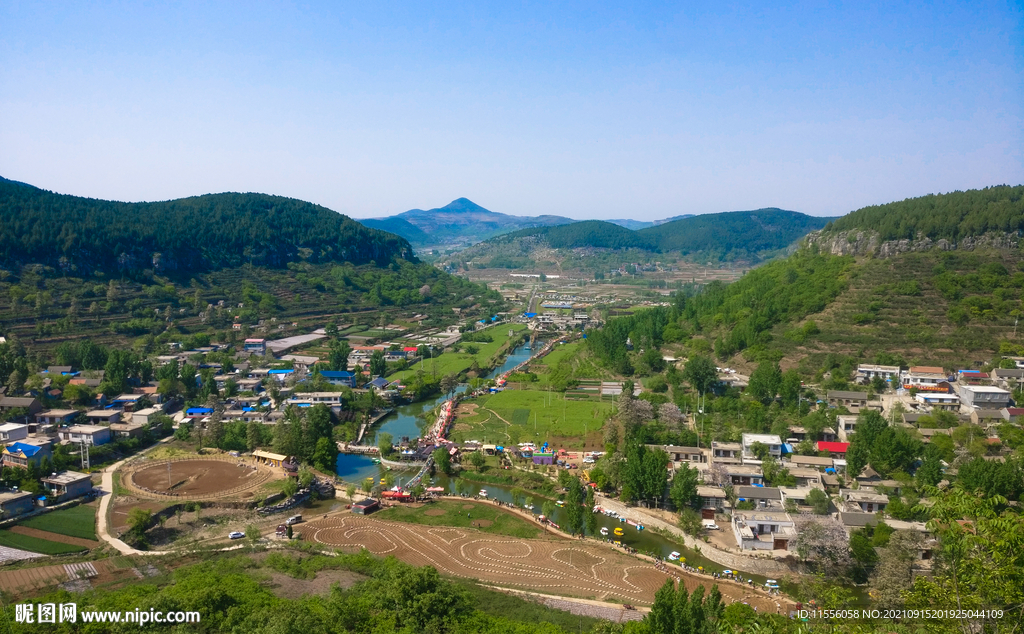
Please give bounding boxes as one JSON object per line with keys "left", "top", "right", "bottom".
{"left": 457, "top": 581, "right": 601, "bottom": 632}
{"left": 390, "top": 323, "right": 528, "bottom": 382}
{"left": 376, "top": 499, "right": 542, "bottom": 539}
{"left": 0, "top": 530, "right": 87, "bottom": 555}
{"left": 19, "top": 504, "right": 97, "bottom": 540}
{"left": 476, "top": 389, "right": 612, "bottom": 438}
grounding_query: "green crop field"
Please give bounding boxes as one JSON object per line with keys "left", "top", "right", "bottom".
{"left": 530, "top": 341, "right": 610, "bottom": 386}
{"left": 20, "top": 504, "right": 97, "bottom": 540}
{"left": 377, "top": 499, "right": 541, "bottom": 539}
{"left": 0, "top": 530, "right": 87, "bottom": 555}
{"left": 452, "top": 389, "right": 612, "bottom": 445}
{"left": 391, "top": 323, "right": 528, "bottom": 382}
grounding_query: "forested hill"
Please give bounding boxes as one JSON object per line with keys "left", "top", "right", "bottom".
{"left": 501, "top": 220, "right": 656, "bottom": 250}
{"left": 636, "top": 208, "right": 833, "bottom": 258}
{"left": 469, "top": 208, "right": 831, "bottom": 263}
{"left": 824, "top": 185, "right": 1024, "bottom": 241}
{"left": 0, "top": 177, "right": 414, "bottom": 276}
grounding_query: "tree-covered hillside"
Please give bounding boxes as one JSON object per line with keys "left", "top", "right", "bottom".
{"left": 0, "top": 177, "right": 414, "bottom": 276}
{"left": 826, "top": 185, "right": 1024, "bottom": 241}
{"left": 502, "top": 220, "right": 656, "bottom": 250}
{"left": 457, "top": 208, "right": 832, "bottom": 267}
{"left": 636, "top": 208, "right": 833, "bottom": 259}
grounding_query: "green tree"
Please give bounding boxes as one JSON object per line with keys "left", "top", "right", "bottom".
{"left": 377, "top": 432, "right": 394, "bottom": 458}
{"left": 564, "top": 477, "right": 586, "bottom": 536}
{"left": 370, "top": 350, "right": 387, "bottom": 377}
{"left": 311, "top": 436, "right": 337, "bottom": 473}
{"left": 682, "top": 355, "right": 717, "bottom": 395}
{"left": 126, "top": 507, "right": 151, "bottom": 534}
{"left": 806, "top": 488, "right": 831, "bottom": 515}
{"left": 779, "top": 368, "right": 803, "bottom": 408}
{"left": 246, "top": 420, "right": 261, "bottom": 451}
{"left": 747, "top": 361, "right": 782, "bottom": 404}
{"left": 669, "top": 463, "right": 699, "bottom": 511}
{"left": 345, "top": 483, "right": 356, "bottom": 501}
{"left": 678, "top": 507, "right": 703, "bottom": 536}
{"left": 328, "top": 339, "right": 351, "bottom": 372}
{"left": 432, "top": 446, "right": 452, "bottom": 475}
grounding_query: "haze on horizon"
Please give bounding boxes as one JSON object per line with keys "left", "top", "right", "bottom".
{"left": 1, "top": 2, "right": 1021, "bottom": 222}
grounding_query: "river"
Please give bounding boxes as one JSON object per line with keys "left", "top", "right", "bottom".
{"left": 363, "top": 340, "right": 540, "bottom": 445}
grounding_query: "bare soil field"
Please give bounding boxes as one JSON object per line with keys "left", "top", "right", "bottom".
{"left": 306, "top": 514, "right": 778, "bottom": 610}
{"left": 132, "top": 460, "right": 265, "bottom": 496}
{"left": 263, "top": 570, "right": 366, "bottom": 600}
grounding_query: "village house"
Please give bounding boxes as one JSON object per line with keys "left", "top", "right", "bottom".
{"left": 816, "top": 441, "right": 850, "bottom": 460}
{"left": 957, "top": 384, "right": 1011, "bottom": 410}
{"left": 58, "top": 425, "right": 112, "bottom": 446}
{"left": 243, "top": 338, "right": 267, "bottom": 354}
{"left": 741, "top": 433, "right": 783, "bottom": 462}
{"left": 0, "top": 490, "right": 35, "bottom": 519}
{"left": 918, "top": 427, "right": 952, "bottom": 443}
{"left": 0, "top": 397, "right": 43, "bottom": 422}
{"left": 710, "top": 441, "right": 743, "bottom": 464}
{"left": 827, "top": 390, "right": 869, "bottom": 410}
{"left": 732, "top": 510, "right": 795, "bottom": 551}
{"left": 836, "top": 415, "right": 859, "bottom": 442}
{"left": 657, "top": 445, "right": 709, "bottom": 467}
{"left": 914, "top": 392, "right": 961, "bottom": 412}
{"left": 1, "top": 441, "right": 52, "bottom": 469}
{"left": 223, "top": 409, "right": 267, "bottom": 424}
{"left": 779, "top": 487, "right": 824, "bottom": 510}
{"left": 786, "top": 454, "right": 835, "bottom": 471}
{"left": 697, "top": 485, "right": 727, "bottom": 519}
{"left": 41, "top": 471, "right": 93, "bottom": 503}
{"left": 319, "top": 371, "right": 356, "bottom": 388}
{"left": 35, "top": 409, "right": 79, "bottom": 427}
{"left": 840, "top": 489, "right": 889, "bottom": 513}
{"left": 288, "top": 392, "right": 343, "bottom": 407}
{"left": 84, "top": 410, "right": 121, "bottom": 426}
{"left": 131, "top": 407, "right": 162, "bottom": 425}
{"left": 1001, "top": 407, "right": 1024, "bottom": 423}
{"left": 786, "top": 426, "right": 837, "bottom": 443}
{"left": 280, "top": 354, "right": 320, "bottom": 371}
{"left": 108, "top": 422, "right": 146, "bottom": 439}
{"left": 902, "top": 366, "right": 949, "bottom": 391}
{"left": 971, "top": 409, "right": 1005, "bottom": 427}
{"left": 787, "top": 467, "right": 824, "bottom": 488}
{"left": 735, "top": 485, "right": 783, "bottom": 509}
{"left": 0, "top": 422, "right": 28, "bottom": 443}
{"left": 722, "top": 464, "right": 764, "bottom": 486}
{"left": 957, "top": 369, "right": 989, "bottom": 384}
{"left": 856, "top": 364, "right": 900, "bottom": 383}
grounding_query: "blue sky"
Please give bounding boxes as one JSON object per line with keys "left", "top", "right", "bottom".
{"left": 1, "top": 1, "right": 1021, "bottom": 220}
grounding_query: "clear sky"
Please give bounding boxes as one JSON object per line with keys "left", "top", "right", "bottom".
{"left": 1, "top": 2, "right": 1021, "bottom": 221}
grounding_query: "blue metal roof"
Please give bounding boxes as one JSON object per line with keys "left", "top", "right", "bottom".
{"left": 5, "top": 442, "right": 41, "bottom": 457}
{"left": 268, "top": 369, "right": 293, "bottom": 375}
{"left": 320, "top": 371, "right": 353, "bottom": 378}
{"left": 187, "top": 407, "right": 214, "bottom": 415}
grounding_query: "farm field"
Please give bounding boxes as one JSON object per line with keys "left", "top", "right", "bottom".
{"left": 451, "top": 389, "right": 612, "bottom": 446}
{"left": 19, "top": 504, "right": 96, "bottom": 540}
{"left": 0, "top": 530, "right": 87, "bottom": 555}
{"left": 528, "top": 341, "right": 612, "bottom": 387}
{"left": 376, "top": 499, "right": 542, "bottom": 539}
{"left": 391, "top": 323, "right": 528, "bottom": 382}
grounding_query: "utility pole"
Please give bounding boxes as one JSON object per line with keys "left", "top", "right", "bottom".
{"left": 80, "top": 440, "right": 90, "bottom": 470}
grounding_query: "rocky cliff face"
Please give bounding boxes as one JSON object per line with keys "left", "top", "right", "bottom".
{"left": 805, "top": 229, "right": 1019, "bottom": 258}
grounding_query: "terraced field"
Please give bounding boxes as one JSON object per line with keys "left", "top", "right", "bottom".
{"left": 307, "top": 513, "right": 779, "bottom": 610}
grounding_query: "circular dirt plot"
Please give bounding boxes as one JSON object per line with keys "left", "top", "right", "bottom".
{"left": 470, "top": 519, "right": 492, "bottom": 528}
{"left": 130, "top": 460, "right": 270, "bottom": 499}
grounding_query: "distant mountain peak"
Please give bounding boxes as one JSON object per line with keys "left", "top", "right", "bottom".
{"left": 438, "top": 198, "right": 490, "bottom": 213}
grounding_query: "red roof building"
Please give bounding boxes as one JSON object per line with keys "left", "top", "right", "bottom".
{"left": 816, "top": 441, "right": 850, "bottom": 455}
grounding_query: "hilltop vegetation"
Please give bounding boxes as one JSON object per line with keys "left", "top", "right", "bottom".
{"left": 0, "top": 177, "right": 413, "bottom": 277}
{"left": 826, "top": 185, "right": 1024, "bottom": 241}
{"left": 455, "top": 208, "right": 832, "bottom": 269}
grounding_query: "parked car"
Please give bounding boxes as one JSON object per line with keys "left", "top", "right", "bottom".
{"left": 703, "top": 522, "right": 720, "bottom": 531}
{"left": 286, "top": 515, "right": 303, "bottom": 526}
{"left": 228, "top": 531, "right": 245, "bottom": 539}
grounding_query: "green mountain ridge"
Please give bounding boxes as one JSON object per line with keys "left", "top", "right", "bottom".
{"left": 457, "top": 208, "right": 833, "bottom": 267}
{"left": 0, "top": 176, "right": 414, "bottom": 276}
